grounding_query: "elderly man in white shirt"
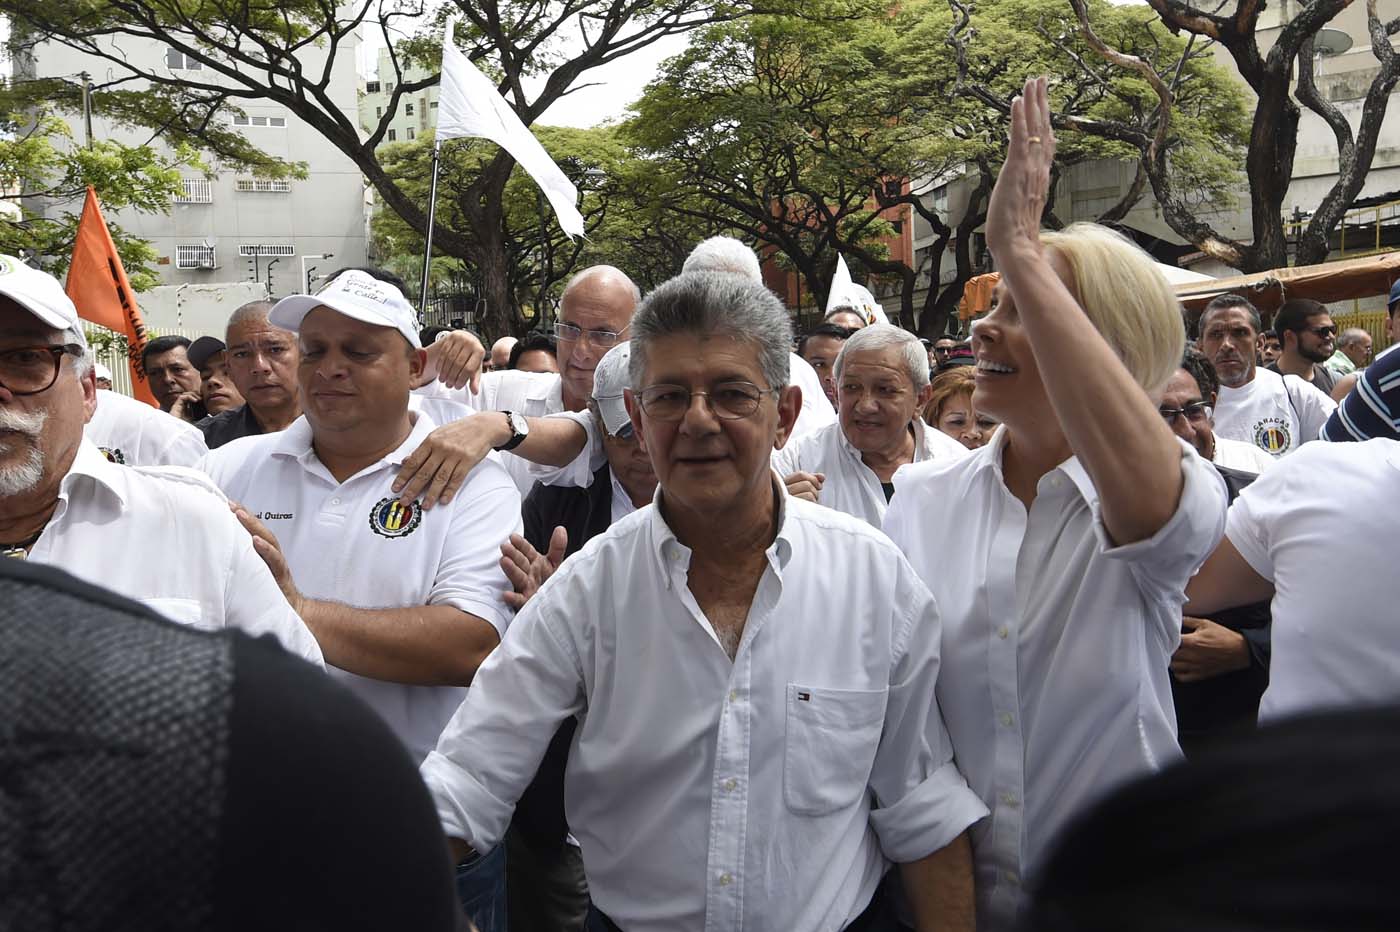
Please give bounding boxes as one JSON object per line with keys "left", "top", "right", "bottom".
{"left": 883, "top": 80, "right": 1225, "bottom": 929}
{"left": 776, "top": 324, "right": 967, "bottom": 527}
{"left": 423, "top": 270, "right": 986, "bottom": 932}
{"left": 0, "top": 257, "right": 319, "bottom": 664}
{"left": 1185, "top": 437, "right": 1400, "bottom": 722}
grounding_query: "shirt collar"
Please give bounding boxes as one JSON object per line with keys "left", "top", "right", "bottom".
{"left": 648, "top": 474, "right": 794, "bottom": 588}
{"left": 269, "top": 410, "right": 438, "bottom": 472}
{"left": 60, "top": 440, "right": 130, "bottom": 510}
{"left": 975, "top": 425, "right": 1097, "bottom": 505}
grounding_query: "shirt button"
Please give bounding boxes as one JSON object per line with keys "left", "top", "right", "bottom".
{"left": 999, "top": 712, "right": 1014, "bottom": 727}
{"left": 1001, "top": 793, "right": 1019, "bottom": 807}
{"left": 331, "top": 497, "right": 341, "bottom": 505}
{"left": 728, "top": 690, "right": 738, "bottom": 702}
{"left": 997, "top": 626, "right": 1009, "bottom": 639}
{"left": 718, "top": 872, "right": 733, "bottom": 886}
{"left": 723, "top": 778, "right": 738, "bottom": 792}
{"left": 1003, "top": 870, "right": 1019, "bottom": 885}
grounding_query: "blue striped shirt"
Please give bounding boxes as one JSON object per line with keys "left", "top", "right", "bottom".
{"left": 1323, "top": 345, "right": 1400, "bottom": 441}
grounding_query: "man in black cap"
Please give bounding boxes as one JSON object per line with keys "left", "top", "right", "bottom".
{"left": 188, "top": 335, "right": 245, "bottom": 418}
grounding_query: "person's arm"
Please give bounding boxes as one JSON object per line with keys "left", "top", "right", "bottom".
{"left": 1331, "top": 370, "right": 1360, "bottom": 404}
{"left": 900, "top": 832, "right": 975, "bottom": 932}
{"left": 422, "top": 329, "right": 485, "bottom": 393}
{"left": 234, "top": 506, "right": 505, "bottom": 684}
{"left": 1169, "top": 616, "right": 1249, "bottom": 682}
{"left": 224, "top": 517, "right": 325, "bottom": 667}
{"left": 986, "top": 78, "right": 1183, "bottom": 545}
{"left": 1184, "top": 535, "right": 1274, "bottom": 616}
{"left": 392, "top": 412, "right": 590, "bottom": 509}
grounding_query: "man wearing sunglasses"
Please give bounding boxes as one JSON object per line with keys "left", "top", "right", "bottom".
{"left": 1266, "top": 298, "right": 1339, "bottom": 396}
{"left": 0, "top": 256, "right": 320, "bottom": 663}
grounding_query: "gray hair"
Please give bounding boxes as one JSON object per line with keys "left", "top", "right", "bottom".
{"left": 73, "top": 350, "right": 94, "bottom": 379}
{"left": 629, "top": 271, "right": 791, "bottom": 390}
{"left": 1338, "top": 327, "right": 1371, "bottom": 348}
{"left": 682, "top": 236, "right": 763, "bottom": 283}
{"left": 226, "top": 300, "right": 275, "bottom": 335}
{"left": 833, "top": 324, "right": 930, "bottom": 390}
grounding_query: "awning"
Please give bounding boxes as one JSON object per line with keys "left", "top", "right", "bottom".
{"left": 1175, "top": 250, "right": 1400, "bottom": 313}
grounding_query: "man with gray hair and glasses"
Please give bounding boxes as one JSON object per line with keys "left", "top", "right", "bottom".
{"left": 423, "top": 271, "right": 985, "bottom": 932}
{"left": 0, "top": 257, "right": 320, "bottom": 662}
{"left": 775, "top": 323, "right": 968, "bottom": 528}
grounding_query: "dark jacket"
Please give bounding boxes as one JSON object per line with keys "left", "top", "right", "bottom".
{"left": 511, "top": 466, "right": 616, "bottom": 854}
{"left": 1171, "top": 463, "right": 1272, "bottom": 756}
{"left": 197, "top": 404, "right": 265, "bottom": 450}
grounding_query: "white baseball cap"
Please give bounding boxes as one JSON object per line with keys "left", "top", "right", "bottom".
{"left": 269, "top": 269, "right": 422, "bottom": 349}
{"left": 590, "top": 342, "right": 633, "bottom": 437}
{"left": 0, "top": 255, "right": 88, "bottom": 349}
{"left": 93, "top": 362, "right": 113, "bottom": 381}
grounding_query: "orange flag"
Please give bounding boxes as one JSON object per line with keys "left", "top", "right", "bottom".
{"left": 66, "top": 186, "right": 158, "bottom": 406}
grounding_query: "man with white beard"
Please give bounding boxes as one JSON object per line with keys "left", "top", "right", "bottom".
{"left": 0, "top": 257, "right": 320, "bottom": 662}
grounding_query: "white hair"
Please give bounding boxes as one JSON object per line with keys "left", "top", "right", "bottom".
{"left": 0, "top": 408, "right": 47, "bottom": 496}
{"left": 833, "top": 324, "right": 930, "bottom": 390}
{"left": 682, "top": 236, "right": 764, "bottom": 283}
{"left": 73, "top": 349, "right": 93, "bottom": 379}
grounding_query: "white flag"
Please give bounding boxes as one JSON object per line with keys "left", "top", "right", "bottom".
{"left": 826, "top": 254, "right": 889, "bottom": 325}
{"left": 436, "top": 18, "right": 585, "bottom": 238}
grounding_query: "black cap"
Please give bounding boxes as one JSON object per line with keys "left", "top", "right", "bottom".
{"left": 187, "top": 335, "right": 227, "bottom": 371}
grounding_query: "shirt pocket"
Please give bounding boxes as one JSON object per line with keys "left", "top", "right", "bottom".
{"left": 783, "top": 683, "right": 888, "bottom": 816}
{"left": 139, "top": 597, "right": 213, "bottom": 631}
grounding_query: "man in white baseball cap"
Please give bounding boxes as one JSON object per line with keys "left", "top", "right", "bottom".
{"left": 93, "top": 361, "right": 113, "bottom": 390}
{"left": 0, "top": 256, "right": 319, "bottom": 661}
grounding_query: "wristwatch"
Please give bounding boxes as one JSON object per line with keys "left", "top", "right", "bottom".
{"left": 493, "top": 410, "right": 530, "bottom": 452}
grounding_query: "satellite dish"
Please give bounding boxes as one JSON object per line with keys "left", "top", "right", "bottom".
{"left": 1313, "top": 28, "right": 1353, "bottom": 57}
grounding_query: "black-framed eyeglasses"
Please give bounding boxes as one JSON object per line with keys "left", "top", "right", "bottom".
{"left": 553, "top": 321, "right": 629, "bottom": 347}
{"left": 0, "top": 345, "right": 84, "bottom": 396}
{"left": 1304, "top": 325, "right": 1337, "bottom": 338}
{"left": 637, "top": 381, "right": 776, "bottom": 421}
{"left": 1158, "top": 401, "right": 1213, "bottom": 426}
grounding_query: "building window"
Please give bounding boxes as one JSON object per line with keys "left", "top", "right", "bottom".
{"left": 175, "top": 244, "right": 217, "bottom": 269}
{"left": 407, "top": 128, "right": 415, "bottom": 140}
{"left": 430, "top": 101, "right": 438, "bottom": 110}
{"left": 235, "top": 178, "right": 291, "bottom": 193}
{"left": 230, "top": 114, "right": 286, "bottom": 128}
{"left": 387, "top": 129, "right": 397, "bottom": 141}
{"left": 173, "top": 178, "right": 213, "bottom": 204}
{"left": 237, "top": 244, "right": 295, "bottom": 257}
{"left": 365, "top": 80, "right": 381, "bottom": 93}
{"left": 166, "top": 49, "right": 202, "bottom": 71}
{"left": 376, "top": 106, "right": 383, "bottom": 118}
{"left": 406, "top": 102, "right": 414, "bottom": 116}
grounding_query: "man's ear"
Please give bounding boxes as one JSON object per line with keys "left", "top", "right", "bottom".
{"left": 80, "top": 366, "right": 98, "bottom": 424}
{"left": 772, "top": 384, "right": 802, "bottom": 451}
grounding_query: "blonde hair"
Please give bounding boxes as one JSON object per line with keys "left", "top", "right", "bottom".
{"left": 1038, "top": 223, "right": 1185, "bottom": 397}
{"left": 922, "top": 366, "right": 975, "bottom": 425}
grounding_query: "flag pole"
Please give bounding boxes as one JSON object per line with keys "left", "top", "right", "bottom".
{"left": 418, "top": 138, "right": 443, "bottom": 315}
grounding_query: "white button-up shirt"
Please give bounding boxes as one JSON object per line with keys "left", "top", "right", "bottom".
{"left": 416, "top": 369, "right": 566, "bottom": 494}
{"left": 883, "top": 428, "right": 1225, "bottom": 928}
{"left": 27, "top": 440, "right": 321, "bottom": 663}
{"left": 771, "top": 417, "right": 968, "bottom": 527}
{"left": 423, "top": 488, "right": 987, "bottom": 932}
{"left": 85, "top": 388, "right": 208, "bottom": 467}
{"left": 1226, "top": 438, "right": 1400, "bottom": 722}
{"left": 200, "top": 412, "right": 521, "bottom": 761}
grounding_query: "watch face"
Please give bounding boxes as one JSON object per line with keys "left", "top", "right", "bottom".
{"left": 510, "top": 412, "right": 530, "bottom": 437}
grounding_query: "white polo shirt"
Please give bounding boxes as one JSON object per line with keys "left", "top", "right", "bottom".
{"left": 771, "top": 417, "right": 969, "bottom": 527}
{"left": 422, "top": 488, "right": 987, "bottom": 931}
{"left": 883, "top": 430, "right": 1225, "bottom": 928}
{"left": 26, "top": 440, "right": 322, "bottom": 664}
{"left": 1226, "top": 438, "right": 1400, "bottom": 722}
{"left": 85, "top": 388, "right": 208, "bottom": 467}
{"left": 200, "top": 411, "right": 522, "bottom": 761}
{"left": 1214, "top": 367, "right": 1335, "bottom": 457}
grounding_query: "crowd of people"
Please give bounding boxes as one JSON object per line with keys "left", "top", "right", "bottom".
{"left": 4, "top": 77, "right": 1400, "bottom": 931}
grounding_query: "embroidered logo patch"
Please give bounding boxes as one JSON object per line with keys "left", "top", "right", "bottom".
{"left": 368, "top": 496, "right": 422, "bottom": 539}
{"left": 99, "top": 446, "right": 125, "bottom": 464}
{"left": 1252, "top": 417, "right": 1291, "bottom": 455}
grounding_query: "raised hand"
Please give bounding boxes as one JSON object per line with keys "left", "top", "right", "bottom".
{"left": 985, "top": 76, "right": 1056, "bottom": 262}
